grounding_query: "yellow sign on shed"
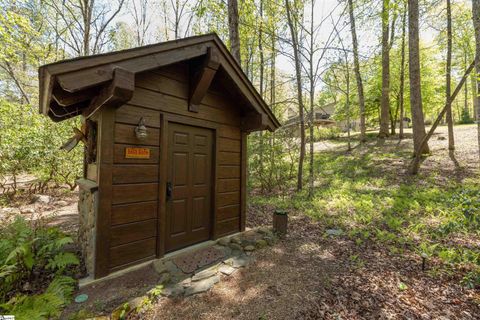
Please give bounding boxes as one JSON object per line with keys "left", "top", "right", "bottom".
{"left": 125, "top": 147, "right": 150, "bottom": 159}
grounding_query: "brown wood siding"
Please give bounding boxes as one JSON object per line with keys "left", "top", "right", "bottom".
{"left": 216, "top": 122, "right": 242, "bottom": 237}
{"left": 111, "top": 201, "right": 157, "bottom": 226}
{"left": 109, "top": 101, "right": 161, "bottom": 273}
{"left": 108, "top": 63, "right": 244, "bottom": 272}
{"left": 109, "top": 237, "right": 156, "bottom": 269}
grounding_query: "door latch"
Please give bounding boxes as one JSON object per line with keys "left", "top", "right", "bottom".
{"left": 166, "top": 182, "right": 172, "bottom": 201}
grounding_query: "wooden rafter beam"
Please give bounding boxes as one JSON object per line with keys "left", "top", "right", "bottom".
{"left": 52, "top": 86, "right": 98, "bottom": 107}
{"left": 188, "top": 47, "right": 220, "bottom": 112}
{"left": 241, "top": 112, "right": 269, "bottom": 132}
{"left": 82, "top": 67, "right": 135, "bottom": 119}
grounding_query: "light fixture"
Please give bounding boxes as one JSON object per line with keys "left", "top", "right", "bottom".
{"left": 135, "top": 117, "right": 148, "bottom": 140}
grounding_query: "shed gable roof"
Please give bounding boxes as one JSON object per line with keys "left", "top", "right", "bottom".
{"left": 38, "top": 33, "right": 280, "bottom": 131}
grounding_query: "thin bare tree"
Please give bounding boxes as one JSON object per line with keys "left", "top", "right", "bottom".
{"left": 408, "top": 0, "right": 429, "bottom": 155}
{"left": 379, "top": 0, "right": 390, "bottom": 138}
{"left": 445, "top": 0, "right": 454, "bottom": 150}
{"left": 130, "top": 0, "right": 152, "bottom": 46}
{"left": 348, "top": 0, "right": 366, "bottom": 142}
{"left": 228, "top": 0, "right": 241, "bottom": 65}
{"left": 285, "top": 0, "right": 306, "bottom": 191}
{"left": 473, "top": 0, "right": 480, "bottom": 161}
{"left": 46, "top": 0, "right": 126, "bottom": 56}
{"left": 398, "top": 0, "right": 407, "bottom": 140}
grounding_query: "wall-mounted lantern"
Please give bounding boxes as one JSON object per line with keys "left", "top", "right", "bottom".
{"left": 134, "top": 117, "right": 148, "bottom": 140}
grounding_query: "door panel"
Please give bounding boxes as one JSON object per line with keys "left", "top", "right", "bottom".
{"left": 165, "top": 123, "right": 213, "bottom": 252}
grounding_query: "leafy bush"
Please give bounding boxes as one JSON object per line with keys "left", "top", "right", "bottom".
{"left": 0, "top": 99, "right": 82, "bottom": 195}
{"left": 458, "top": 108, "right": 474, "bottom": 124}
{"left": 307, "top": 127, "right": 342, "bottom": 142}
{"left": 248, "top": 130, "right": 299, "bottom": 193}
{"left": 0, "top": 216, "right": 79, "bottom": 318}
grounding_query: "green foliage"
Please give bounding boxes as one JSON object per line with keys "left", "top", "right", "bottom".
{"left": 248, "top": 129, "right": 299, "bottom": 193}
{"left": 0, "top": 216, "right": 79, "bottom": 303}
{"left": 307, "top": 127, "right": 342, "bottom": 142}
{"left": 397, "top": 282, "right": 408, "bottom": 291}
{"left": 458, "top": 108, "right": 474, "bottom": 124}
{"left": 461, "top": 268, "right": 480, "bottom": 289}
{"left": 0, "top": 99, "right": 82, "bottom": 194}
{"left": 1, "top": 276, "right": 75, "bottom": 320}
{"left": 147, "top": 284, "right": 164, "bottom": 300}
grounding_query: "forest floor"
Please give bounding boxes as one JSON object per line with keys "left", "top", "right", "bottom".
{"left": 142, "top": 124, "right": 480, "bottom": 320}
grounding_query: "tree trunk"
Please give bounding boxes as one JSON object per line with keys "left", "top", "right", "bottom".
{"left": 348, "top": 0, "right": 366, "bottom": 142}
{"left": 174, "top": 0, "right": 180, "bottom": 39}
{"left": 258, "top": 0, "right": 265, "bottom": 191}
{"left": 269, "top": 31, "right": 277, "bottom": 185}
{"left": 286, "top": 0, "right": 305, "bottom": 191}
{"left": 446, "top": 0, "right": 454, "bottom": 150}
{"left": 346, "top": 56, "right": 352, "bottom": 151}
{"left": 471, "top": 72, "right": 478, "bottom": 120}
{"left": 399, "top": 1, "right": 407, "bottom": 139}
{"left": 473, "top": 0, "right": 480, "bottom": 161}
{"left": 408, "top": 0, "right": 429, "bottom": 154}
{"left": 390, "top": 107, "right": 397, "bottom": 135}
{"left": 410, "top": 61, "right": 474, "bottom": 174}
{"left": 379, "top": 0, "right": 390, "bottom": 138}
{"left": 308, "top": 0, "right": 315, "bottom": 197}
{"left": 82, "top": 0, "right": 92, "bottom": 56}
{"left": 464, "top": 51, "right": 469, "bottom": 119}
{"left": 228, "top": 0, "right": 241, "bottom": 66}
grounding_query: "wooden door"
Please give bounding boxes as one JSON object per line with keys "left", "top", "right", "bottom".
{"left": 165, "top": 123, "right": 213, "bottom": 252}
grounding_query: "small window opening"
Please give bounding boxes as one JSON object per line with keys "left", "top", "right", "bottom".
{"left": 86, "top": 120, "right": 98, "bottom": 164}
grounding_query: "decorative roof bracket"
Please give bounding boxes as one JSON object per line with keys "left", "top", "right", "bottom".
{"left": 82, "top": 67, "right": 135, "bottom": 119}
{"left": 188, "top": 47, "right": 220, "bottom": 112}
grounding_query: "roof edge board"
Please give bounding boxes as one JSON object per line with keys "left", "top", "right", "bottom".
{"left": 41, "top": 34, "right": 217, "bottom": 75}
{"left": 211, "top": 37, "right": 280, "bottom": 129}
{"left": 54, "top": 43, "right": 210, "bottom": 93}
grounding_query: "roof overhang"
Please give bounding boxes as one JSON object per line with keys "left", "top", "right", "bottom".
{"left": 38, "top": 33, "right": 280, "bottom": 132}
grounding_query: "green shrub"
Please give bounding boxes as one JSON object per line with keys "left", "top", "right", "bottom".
{"left": 307, "top": 127, "right": 342, "bottom": 142}
{"left": 458, "top": 108, "right": 474, "bottom": 124}
{"left": 0, "top": 99, "right": 82, "bottom": 195}
{"left": 0, "top": 216, "right": 79, "bottom": 318}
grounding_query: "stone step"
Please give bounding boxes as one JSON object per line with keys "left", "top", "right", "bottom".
{"left": 184, "top": 275, "right": 220, "bottom": 297}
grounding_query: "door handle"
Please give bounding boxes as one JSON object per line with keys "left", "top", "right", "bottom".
{"left": 166, "top": 182, "right": 172, "bottom": 201}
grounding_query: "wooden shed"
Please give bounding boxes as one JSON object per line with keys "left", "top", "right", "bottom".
{"left": 38, "top": 34, "right": 280, "bottom": 279}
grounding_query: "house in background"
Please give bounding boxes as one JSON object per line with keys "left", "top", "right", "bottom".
{"left": 283, "top": 102, "right": 359, "bottom": 133}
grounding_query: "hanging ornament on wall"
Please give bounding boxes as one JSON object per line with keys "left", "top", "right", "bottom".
{"left": 60, "top": 127, "right": 87, "bottom": 152}
{"left": 135, "top": 117, "right": 148, "bottom": 140}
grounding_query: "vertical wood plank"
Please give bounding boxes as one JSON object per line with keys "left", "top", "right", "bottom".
{"left": 240, "top": 132, "right": 247, "bottom": 231}
{"left": 157, "top": 114, "right": 168, "bottom": 258}
{"left": 212, "top": 129, "right": 219, "bottom": 239}
{"left": 95, "top": 107, "right": 115, "bottom": 278}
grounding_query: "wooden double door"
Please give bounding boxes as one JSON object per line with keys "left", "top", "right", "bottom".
{"left": 165, "top": 123, "right": 214, "bottom": 252}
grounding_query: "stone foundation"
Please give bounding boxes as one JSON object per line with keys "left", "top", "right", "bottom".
{"left": 77, "top": 179, "right": 98, "bottom": 276}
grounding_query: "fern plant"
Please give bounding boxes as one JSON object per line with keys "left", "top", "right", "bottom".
{"left": 0, "top": 276, "right": 76, "bottom": 320}
{"left": 0, "top": 216, "right": 80, "bottom": 317}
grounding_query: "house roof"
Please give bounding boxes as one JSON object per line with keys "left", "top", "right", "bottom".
{"left": 38, "top": 33, "right": 280, "bottom": 131}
